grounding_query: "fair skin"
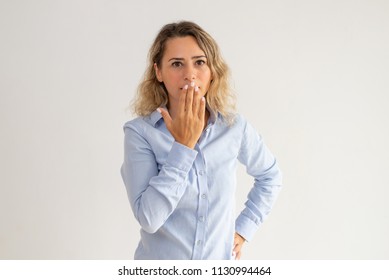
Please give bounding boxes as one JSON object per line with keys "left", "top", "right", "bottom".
{"left": 154, "top": 35, "right": 245, "bottom": 259}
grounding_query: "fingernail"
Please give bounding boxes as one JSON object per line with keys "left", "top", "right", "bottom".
{"left": 195, "top": 86, "right": 199, "bottom": 92}
{"left": 232, "top": 251, "right": 236, "bottom": 257}
{"left": 183, "top": 84, "right": 188, "bottom": 90}
{"left": 201, "top": 97, "right": 205, "bottom": 102}
{"left": 157, "top": 108, "right": 161, "bottom": 113}
{"left": 190, "top": 81, "right": 195, "bottom": 87}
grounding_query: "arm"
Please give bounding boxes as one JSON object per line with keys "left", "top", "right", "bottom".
{"left": 235, "top": 119, "right": 283, "bottom": 254}
{"left": 121, "top": 83, "right": 205, "bottom": 233}
{"left": 121, "top": 123, "right": 198, "bottom": 233}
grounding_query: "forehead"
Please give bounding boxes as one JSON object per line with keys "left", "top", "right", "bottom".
{"left": 163, "top": 36, "right": 205, "bottom": 59}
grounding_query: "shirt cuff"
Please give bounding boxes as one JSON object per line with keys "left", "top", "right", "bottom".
{"left": 165, "top": 141, "right": 198, "bottom": 172}
{"left": 235, "top": 213, "right": 260, "bottom": 242}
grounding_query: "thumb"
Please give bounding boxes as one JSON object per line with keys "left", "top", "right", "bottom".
{"left": 157, "top": 108, "right": 172, "bottom": 127}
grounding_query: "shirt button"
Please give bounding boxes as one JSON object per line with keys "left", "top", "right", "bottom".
{"left": 201, "top": 194, "right": 207, "bottom": 199}
{"left": 199, "top": 170, "right": 205, "bottom": 176}
{"left": 196, "top": 240, "right": 202, "bottom": 246}
{"left": 199, "top": 216, "right": 205, "bottom": 222}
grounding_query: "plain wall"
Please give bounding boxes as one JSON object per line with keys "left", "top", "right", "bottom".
{"left": 1, "top": 0, "right": 388, "bottom": 259}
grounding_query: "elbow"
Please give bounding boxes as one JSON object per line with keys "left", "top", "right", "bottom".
{"left": 131, "top": 193, "right": 172, "bottom": 234}
{"left": 264, "top": 160, "right": 283, "bottom": 186}
{"left": 136, "top": 212, "right": 164, "bottom": 234}
{"left": 141, "top": 223, "right": 161, "bottom": 234}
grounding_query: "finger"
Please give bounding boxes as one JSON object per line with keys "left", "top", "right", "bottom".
{"left": 185, "top": 81, "right": 195, "bottom": 113}
{"left": 233, "top": 242, "right": 241, "bottom": 252}
{"left": 198, "top": 96, "right": 206, "bottom": 119}
{"left": 232, "top": 243, "right": 240, "bottom": 260}
{"left": 178, "top": 85, "right": 188, "bottom": 115}
{"left": 192, "top": 86, "right": 200, "bottom": 114}
{"left": 157, "top": 108, "right": 172, "bottom": 129}
{"left": 232, "top": 233, "right": 245, "bottom": 260}
{"left": 236, "top": 250, "right": 241, "bottom": 260}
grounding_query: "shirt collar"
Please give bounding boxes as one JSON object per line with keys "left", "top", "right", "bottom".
{"left": 146, "top": 109, "right": 164, "bottom": 127}
{"left": 207, "top": 105, "right": 218, "bottom": 125}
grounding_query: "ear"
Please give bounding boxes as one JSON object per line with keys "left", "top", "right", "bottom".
{"left": 154, "top": 63, "right": 163, "bottom": 82}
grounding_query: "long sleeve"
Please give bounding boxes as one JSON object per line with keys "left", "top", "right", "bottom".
{"left": 121, "top": 122, "right": 198, "bottom": 233}
{"left": 235, "top": 120, "right": 283, "bottom": 241}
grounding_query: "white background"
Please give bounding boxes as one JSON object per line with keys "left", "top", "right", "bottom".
{"left": 1, "top": 0, "right": 388, "bottom": 259}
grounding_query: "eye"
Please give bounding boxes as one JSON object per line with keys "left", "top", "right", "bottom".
{"left": 195, "top": 59, "right": 206, "bottom": 66}
{"left": 171, "top": 61, "right": 183, "bottom": 68}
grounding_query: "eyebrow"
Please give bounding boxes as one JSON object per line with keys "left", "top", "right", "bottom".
{"left": 168, "top": 55, "right": 207, "bottom": 62}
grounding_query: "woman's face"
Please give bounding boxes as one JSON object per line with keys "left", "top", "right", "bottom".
{"left": 155, "top": 36, "right": 212, "bottom": 105}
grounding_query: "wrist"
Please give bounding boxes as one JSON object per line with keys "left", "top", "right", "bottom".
{"left": 177, "top": 140, "right": 196, "bottom": 149}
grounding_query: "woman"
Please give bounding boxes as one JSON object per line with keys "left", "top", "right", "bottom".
{"left": 121, "top": 21, "right": 282, "bottom": 260}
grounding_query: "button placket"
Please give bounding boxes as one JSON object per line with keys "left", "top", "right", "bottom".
{"left": 192, "top": 146, "right": 208, "bottom": 259}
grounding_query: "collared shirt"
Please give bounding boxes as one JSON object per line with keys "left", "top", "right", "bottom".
{"left": 121, "top": 110, "right": 282, "bottom": 260}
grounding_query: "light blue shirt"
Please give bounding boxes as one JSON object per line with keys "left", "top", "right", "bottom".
{"left": 121, "top": 109, "right": 282, "bottom": 259}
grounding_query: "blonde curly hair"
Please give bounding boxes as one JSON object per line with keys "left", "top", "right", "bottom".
{"left": 132, "top": 21, "right": 236, "bottom": 123}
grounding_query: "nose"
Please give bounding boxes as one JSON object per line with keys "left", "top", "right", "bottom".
{"left": 184, "top": 64, "right": 196, "bottom": 81}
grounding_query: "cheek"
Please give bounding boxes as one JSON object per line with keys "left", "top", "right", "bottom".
{"left": 198, "top": 67, "right": 211, "bottom": 80}
{"left": 166, "top": 71, "right": 182, "bottom": 82}
{"left": 206, "top": 67, "right": 213, "bottom": 81}
{"left": 202, "top": 71, "right": 212, "bottom": 86}
{"left": 163, "top": 73, "right": 182, "bottom": 92}
{"left": 161, "top": 74, "right": 177, "bottom": 88}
